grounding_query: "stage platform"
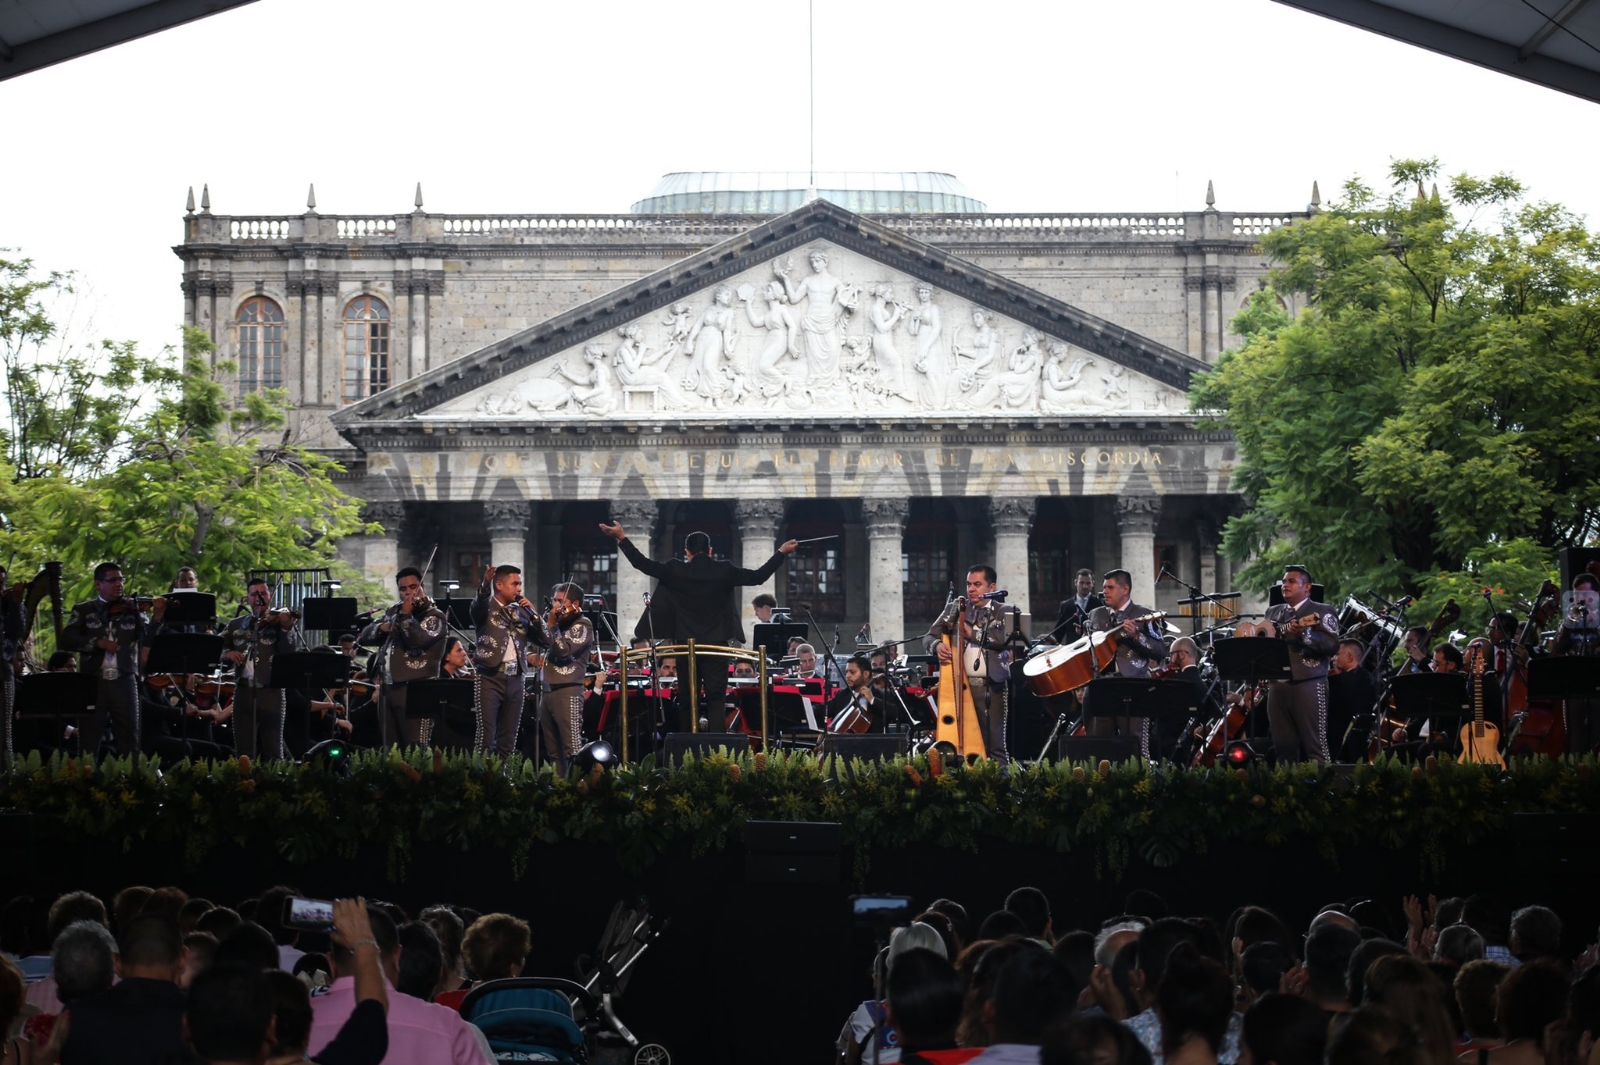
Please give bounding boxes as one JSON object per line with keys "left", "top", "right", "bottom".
{"left": 4, "top": 749, "right": 1599, "bottom": 1064}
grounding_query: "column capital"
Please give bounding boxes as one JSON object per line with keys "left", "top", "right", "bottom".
{"left": 1116, "top": 494, "right": 1163, "bottom": 536}
{"left": 988, "top": 496, "right": 1036, "bottom": 536}
{"left": 611, "top": 498, "right": 660, "bottom": 533}
{"left": 733, "top": 498, "right": 786, "bottom": 532}
{"left": 360, "top": 501, "right": 405, "bottom": 533}
{"left": 482, "top": 499, "right": 529, "bottom": 540}
{"left": 861, "top": 498, "right": 909, "bottom": 538}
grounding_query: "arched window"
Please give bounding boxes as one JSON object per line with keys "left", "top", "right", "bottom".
{"left": 236, "top": 297, "right": 284, "bottom": 393}
{"left": 343, "top": 296, "right": 390, "bottom": 403}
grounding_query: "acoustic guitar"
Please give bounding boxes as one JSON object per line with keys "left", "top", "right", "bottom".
{"left": 1458, "top": 649, "right": 1505, "bottom": 767}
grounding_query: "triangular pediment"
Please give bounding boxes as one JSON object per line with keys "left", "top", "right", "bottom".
{"left": 332, "top": 200, "right": 1205, "bottom": 436}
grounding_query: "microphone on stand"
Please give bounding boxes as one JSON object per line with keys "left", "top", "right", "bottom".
{"left": 975, "top": 589, "right": 1009, "bottom": 602}
{"left": 856, "top": 622, "right": 871, "bottom": 644}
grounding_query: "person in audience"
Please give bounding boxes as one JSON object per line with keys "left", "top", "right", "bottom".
{"left": 194, "top": 906, "right": 243, "bottom": 940}
{"left": 59, "top": 913, "right": 186, "bottom": 1064}
{"left": 1237, "top": 943, "right": 1294, "bottom": 1009}
{"left": 970, "top": 947, "right": 1075, "bottom": 1062}
{"left": 1, "top": 955, "right": 30, "bottom": 1065}
{"left": 177, "top": 898, "right": 214, "bottom": 936}
{"left": 1006, "top": 888, "right": 1054, "bottom": 944}
{"left": 182, "top": 932, "right": 218, "bottom": 991}
{"left": 1484, "top": 961, "right": 1571, "bottom": 1065}
{"left": 1297, "top": 922, "right": 1361, "bottom": 1016}
{"left": 308, "top": 907, "right": 486, "bottom": 1064}
{"left": 841, "top": 922, "right": 949, "bottom": 1065}
{"left": 49, "top": 922, "right": 116, "bottom": 1009}
{"left": 1053, "top": 931, "right": 1096, "bottom": 1006}
{"left": 1154, "top": 943, "right": 1233, "bottom": 1065}
{"left": 1360, "top": 953, "right": 1456, "bottom": 1065}
{"left": 215, "top": 924, "right": 280, "bottom": 972}
{"left": 111, "top": 888, "right": 154, "bottom": 935}
{"left": 1554, "top": 965, "right": 1600, "bottom": 1065}
{"left": 395, "top": 923, "right": 445, "bottom": 1003}
{"left": 1041, "top": 1014, "right": 1153, "bottom": 1065}
{"left": 437, "top": 913, "right": 531, "bottom": 1011}
{"left": 1086, "top": 922, "right": 1146, "bottom": 1018}
{"left": 255, "top": 887, "right": 304, "bottom": 971}
{"left": 1324, "top": 1006, "right": 1418, "bottom": 1065}
{"left": 884, "top": 947, "right": 977, "bottom": 1065}
{"left": 978, "top": 912, "right": 1032, "bottom": 942}
{"left": 263, "top": 898, "right": 388, "bottom": 1065}
{"left": 417, "top": 907, "right": 467, "bottom": 999}
{"left": 1435, "top": 924, "right": 1486, "bottom": 968}
{"left": 1462, "top": 895, "right": 1515, "bottom": 965}
{"left": 959, "top": 940, "right": 1033, "bottom": 1049}
{"left": 1236, "top": 993, "right": 1328, "bottom": 1065}
{"left": 1455, "top": 959, "right": 1512, "bottom": 1048}
{"left": 183, "top": 963, "right": 275, "bottom": 1065}
{"left": 928, "top": 900, "right": 972, "bottom": 950}
{"left": 1345, "top": 938, "right": 1405, "bottom": 1006}
{"left": 23, "top": 893, "right": 110, "bottom": 1013}
{"left": 1124, "top": 917, "right": 1242, "bottom": 1064}
{"left": 1509, "top": 906, "right": 1563, "bottom": 965}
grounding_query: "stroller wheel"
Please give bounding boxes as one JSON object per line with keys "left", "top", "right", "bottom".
{"left": 634, "top": 1044, "right": 670, "bottom": 1065}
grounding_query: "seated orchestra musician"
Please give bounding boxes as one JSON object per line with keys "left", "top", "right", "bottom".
{"left": 823, "top": 654, "right": 885, "bottom": 734}
{"left": 1327, "top": 637, "right": 1376, "bottom": 762}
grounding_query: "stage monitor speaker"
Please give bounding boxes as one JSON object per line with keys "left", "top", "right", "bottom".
{"left": 1057, "top": 736, "right": 1140, "bottom": 764}
{"left": 744, "top": 820, "right": 842, "bottom": 885}
{"left": 663, "top": 732, "right": 749, "bottom": 765}
{"left": 1560, "top": 547, "right": 1600, "bottom": 589}
{"left": 820, "top": 734, "right": 904, "bottom": 761}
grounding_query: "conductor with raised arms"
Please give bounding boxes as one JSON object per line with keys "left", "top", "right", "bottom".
{"left": 601, "top": 518, "right": 797, "bottom": 729}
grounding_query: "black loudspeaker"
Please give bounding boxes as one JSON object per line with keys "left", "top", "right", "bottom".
{"left": 744, "top": 820, "right": 843, "bottom": 885}
{"left": 663, "top": 732, "right": 750, "bottom": 764}
{"left": 1056, "top": 736, "right": 1140, "bottom": 763}
{"left": 1560, "top": 547, "right": 1600, "bottom": 589}
{"left": 819, "top": 734, "right": 905, "bottom": 761}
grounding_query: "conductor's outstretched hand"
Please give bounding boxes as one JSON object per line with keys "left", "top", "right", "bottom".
{"left": 599, "top": 522, "right": 625, "bottom": 541}
{"left": 778, "top": 539, "right": 799, "bottom": 554}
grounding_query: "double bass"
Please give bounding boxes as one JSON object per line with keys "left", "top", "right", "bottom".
{"left": 1022, "top": 612, "right": 1168, "bottom": 697}
{"left": 1506, "top": 580, "right": 1566, "bottom": 757}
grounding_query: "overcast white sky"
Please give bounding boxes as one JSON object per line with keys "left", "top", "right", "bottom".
{"left": 2, "top": 0, "right": 1596, "bottom": 358}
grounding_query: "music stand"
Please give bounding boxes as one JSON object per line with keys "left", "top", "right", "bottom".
{"left": 407, "top": 679, "right": 477, "bottom": 748}
{"left": 1083, "top": 677, "right": 1198, "bottom": 747}
{"left": 145, "top": 634, "right": 226, "bottom": 677}
{"left": 753, "top": 623, "right": 808, "bottom": 658}
{"left": 300, "top": 597, "right": 359, "bottom": 635}
{"left": 1390, "top": 672, "right": 1468, "bottom": 745}
{"left": 1210, "top": 637, "right": 1293, "bottom": 743}
{"left": 267, "top": 652, "right": 351, "bottom": 722}
{"left": 158, "top": 591, "right": 217, "bottom": 631}
{"left": 15, "top": 674, "right": 97, "bottom": 751}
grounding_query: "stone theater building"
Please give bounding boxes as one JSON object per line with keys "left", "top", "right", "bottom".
{"left": 175, "top": 172, "right": 1308, "bottom": 644}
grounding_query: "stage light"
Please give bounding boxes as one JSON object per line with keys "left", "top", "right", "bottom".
{"left": 1224, "top": 741, "right": 1257, "bottom": 768}
{"left": 574, "top": 740, "right": 615, "bottom": 774}
{"left": 305, "top": 738, "right": 352, "bottom": 775}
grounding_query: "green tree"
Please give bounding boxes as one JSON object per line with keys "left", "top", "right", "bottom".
{"left": 1192, "top": 160, "right": 1600, "bottom": 601}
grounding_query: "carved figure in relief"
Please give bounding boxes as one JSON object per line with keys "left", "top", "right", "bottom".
{"left": 969, "top": 330, "right": 1044, "bottom": 410}
{"left": 683, "top": 285, "right": 740, "bottom": 404}
{"left": 908, "top": 282, "right": 944, "bottom": 407}
{"left": 614, "top": 324, "right": 690, "bottom": 409}
{"left": 553, "top": 344, "right": 618, "bottom": 415}
{"left": 951, "top": 308, "right": 1000, "bottom": 395}
{"left": 1101, "top": 362, "right": 1131, "bottom": 407}
{"left": 841, "top": 336, "right": 891, "bottom": 408}
{"left": 738, "top": 281, "right": 804, "bottom": 406}
{"left": 1039, "top": 343, "right": 1093, "bottom": 412}
{"left": 476, "top": 376, "right": 569, "bottom": 415}
{"left": 774, "top": 249, "right": 851, "bottom": 389}
{"left": 868, "top": 282, "right": 912, "bottom": 399}
{"left": 662, "top": 303, "right": 694, "bottom": 346}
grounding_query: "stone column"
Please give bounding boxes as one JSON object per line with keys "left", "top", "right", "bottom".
{"left": 361, "top": 502, "right": 405, "bottom": 584}
{"left": 483, "top": 500, "right": 529, "bottom": 579}
{"left": 989, "top": 497, "right": 1036, "bottom": 624}
{"left": 861, "top": 498, "right": 909, "bottom": 648}
{"left": 734, "top": 499, "right": 787, "bottom": 638}
{"left": 1117, "top": 495, "right": 1163, "bottom": 608}
{"left": 611, "top": 499, "right": 660, "bottom": 639}
{"left": 1197, "top": 518, "right": 1220, "bottom": 604}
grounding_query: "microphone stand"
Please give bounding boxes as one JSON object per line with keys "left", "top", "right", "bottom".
{"left": 796, "top": 605, "right": 842, "bottom": 711}
{"left": 643, "top": 593, "right": 666, "bottom": 753}
{"left": 1158, "top": 565, "right": 1235, "bottom": 643}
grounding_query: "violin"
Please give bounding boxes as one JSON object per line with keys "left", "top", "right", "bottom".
{"left": 108, "top": 594, "right": 163, "bottom": 616}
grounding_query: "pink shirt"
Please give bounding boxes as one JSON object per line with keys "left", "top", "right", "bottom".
{"left": 309, "top": 976, "right": 492, "bottom": 1065}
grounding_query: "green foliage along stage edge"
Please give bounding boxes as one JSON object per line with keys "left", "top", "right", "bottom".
{"left": 4, "top": 749, "right": 1597, "bottom": 883}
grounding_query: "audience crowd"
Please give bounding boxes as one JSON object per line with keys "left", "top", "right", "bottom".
{"left": 2, "top": 878, "right": 1598, "bottom": 1065}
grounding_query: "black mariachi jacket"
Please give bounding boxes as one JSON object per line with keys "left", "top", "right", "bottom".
{"left": 61, "top": 599, "right": 148, "bottom": 677}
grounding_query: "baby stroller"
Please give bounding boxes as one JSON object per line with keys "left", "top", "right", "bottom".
{"left": 461, "top": 898, "right": 670, "bottom": 1065}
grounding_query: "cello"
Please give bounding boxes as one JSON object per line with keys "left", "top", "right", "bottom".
{"left": 1507, "top": 579, "right": 1566, "bottom": 756}
{"left": 934, "top": 599, "right": 988, "bottom": 763}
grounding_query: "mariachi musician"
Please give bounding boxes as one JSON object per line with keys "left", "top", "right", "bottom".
{"left": 530, "top": 581, "right": 596, "bottom": 774}
{"left": 60, "top": 562, "right": 149, "bottom": 757}
{"left": 470, "top": 564, "right": 539, "bottom": 756}
{"left": 1083, "top": 568, "right": 1168, "bottom": 758}
{"left": 1252, "top": 565, "right": 1339, "bottom": 764}
{"left": 358, "top": 566, "right": 448, "bottom": 747}
{"left": 221, "top": 576, "right": 296, "bottom": 760}
{"left": 1556, "top": 572, "right": 1600, "bottom": 753}
{"left": 927, "top": 564, "right": 1013, "bottom": 764}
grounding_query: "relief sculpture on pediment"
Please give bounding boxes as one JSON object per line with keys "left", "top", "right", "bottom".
{"left": 448, "top": 242, "right": 1186, "bottom": 421}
